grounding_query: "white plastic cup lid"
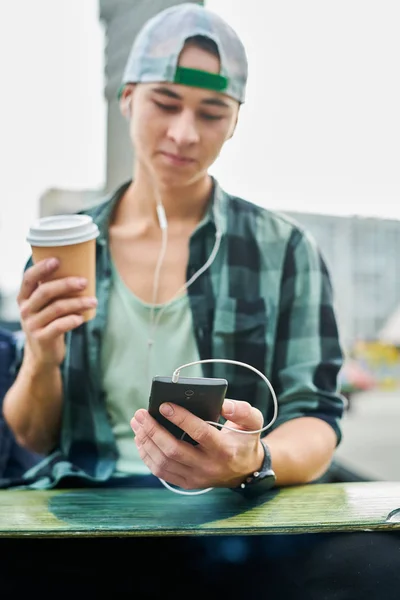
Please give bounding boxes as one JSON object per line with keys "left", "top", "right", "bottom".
{"left": 26, "top": 214, "right": 100, "bottom": 247}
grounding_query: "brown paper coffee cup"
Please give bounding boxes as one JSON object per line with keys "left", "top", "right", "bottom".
{"left": 27, "top": 214, "right": 100, "bottom": 322}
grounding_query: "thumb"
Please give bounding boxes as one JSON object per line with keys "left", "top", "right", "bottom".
{"left": 221, "top": 399, "right": 264, "bottom": 433}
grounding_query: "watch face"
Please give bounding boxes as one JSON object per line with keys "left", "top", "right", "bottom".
{"left": 252, "top": 470, "right": 276, "bottom": 487}
{"left": 233, "top": 470, "right": 276, "bottom": 498}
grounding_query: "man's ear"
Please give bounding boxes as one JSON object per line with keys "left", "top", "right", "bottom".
{"left": 119, "top": 84, "right": 135, "bottom": 120}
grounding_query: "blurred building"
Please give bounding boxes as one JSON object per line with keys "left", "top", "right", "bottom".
{"left": 283, "top": 211, "right": 400, "bottom": 347}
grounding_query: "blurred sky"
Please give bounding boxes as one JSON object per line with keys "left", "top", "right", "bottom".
{"left": 0, "top": 0, "right": 399, "bottom": 294}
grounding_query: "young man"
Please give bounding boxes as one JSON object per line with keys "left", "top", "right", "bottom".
{"left": 2, "top": 4, "right": 399, "bottom": 598}
{"left": 4, "top": 3, "right": 343, "bottom": 493}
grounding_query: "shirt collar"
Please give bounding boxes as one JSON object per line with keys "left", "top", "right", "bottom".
{"left": 92, "top": 176, "right": 228, "bottom": 244}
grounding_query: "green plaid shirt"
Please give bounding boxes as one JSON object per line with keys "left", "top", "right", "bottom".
{"left": 9, "top": 178, "right": 345, "bottom": 489}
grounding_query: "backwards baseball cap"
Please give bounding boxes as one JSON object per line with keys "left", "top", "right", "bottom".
{"left": 120, "top": 3, "right": 248, "bottom": 103}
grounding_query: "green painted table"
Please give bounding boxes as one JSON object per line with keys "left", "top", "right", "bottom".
{"left": 0, "top": 481, "right": 399, "bottom": 538}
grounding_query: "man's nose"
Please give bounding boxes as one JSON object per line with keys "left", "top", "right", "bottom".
{"left": 167, "top": 110, "right": 200, "bottom": 146}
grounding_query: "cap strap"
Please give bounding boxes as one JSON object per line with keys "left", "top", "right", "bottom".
{"left": 174, "top": 66, "right": 228, "bottom": 93}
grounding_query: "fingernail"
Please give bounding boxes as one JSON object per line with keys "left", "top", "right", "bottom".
{"left": 77, "top": 278, "right": 87, "bottom": 288}
{"left": 131, "top": 418, "right": 139, "bottom": 433}
{"left": 47, "top": 258, "right": 59, "bottom": 269}
{"left": 135, "top": 411, "right": 145, "bottom": 424}
{"left": 224, "top": 400, "right": 235, "bottom": 415}
{"left": 160, "top": 403, "right": 174, "bottom": 417}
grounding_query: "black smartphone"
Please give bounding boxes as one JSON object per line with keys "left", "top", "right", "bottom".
{"left": 148, "top": 376, "right": 228, "bottom": 444}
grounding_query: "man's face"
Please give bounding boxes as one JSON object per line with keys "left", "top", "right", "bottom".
{"left": 122, "top": 44, "right": 239, "bottom": 189}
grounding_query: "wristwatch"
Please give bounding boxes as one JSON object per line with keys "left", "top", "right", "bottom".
{"left": 231, "top": 440, "right": 276, "bottom": 498}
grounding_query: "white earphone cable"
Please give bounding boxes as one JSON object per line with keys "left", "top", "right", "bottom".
{"left": 146, "top": 193, "right": 222, "bottom": 380}
{"left": 144, "top": 185, "right": 279, "bottom": 496}
{"left": 146, "top": 202, "right": 169, "bottom": 381}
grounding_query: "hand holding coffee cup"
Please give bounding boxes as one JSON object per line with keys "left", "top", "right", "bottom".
{"left": 18, "top": 215, "right": 99, "bottom": 367}
{"left": 27, "top": 214, "right": 99, "bottom": 321}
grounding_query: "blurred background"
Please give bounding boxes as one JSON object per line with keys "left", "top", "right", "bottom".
{"left": 0, "top": 0, "right": 399, "bottom": 481}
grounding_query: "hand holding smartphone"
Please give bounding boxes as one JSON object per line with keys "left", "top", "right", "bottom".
{"left": 148, "top": 376, "right": 228, "bottom": 444}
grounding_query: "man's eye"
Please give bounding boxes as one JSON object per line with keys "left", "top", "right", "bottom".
{"left": 201, "top": 113, "right": 223, "bottom": 121}
{"left": 154, "top": 101, "right": 179, "bottom": 112}
{"left": 153, "top": 101, "right": 223, "bottom": 121}
{"left": 200, "top": 113, "right": 223, "bottom": 121}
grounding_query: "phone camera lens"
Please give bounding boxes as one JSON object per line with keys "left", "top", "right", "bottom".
{"left": 185, "top": 389, "right": 194, "bottom": 397}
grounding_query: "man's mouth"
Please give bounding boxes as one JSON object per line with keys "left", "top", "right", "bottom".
{"left": 159, "top": 151, "right": 196, "bottom": 166}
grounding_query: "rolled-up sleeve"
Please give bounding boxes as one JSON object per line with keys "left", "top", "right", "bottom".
{"left": 271, "top": 227, "right": 345, "bottom": 445}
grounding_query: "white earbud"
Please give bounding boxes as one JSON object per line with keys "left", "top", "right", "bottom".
{"left": 156, "top": 204, "right": 168, "bottom": 230}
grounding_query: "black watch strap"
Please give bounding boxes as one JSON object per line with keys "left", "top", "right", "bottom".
{"left": 231, "top": 440, "right": 276, "bottom": 498}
